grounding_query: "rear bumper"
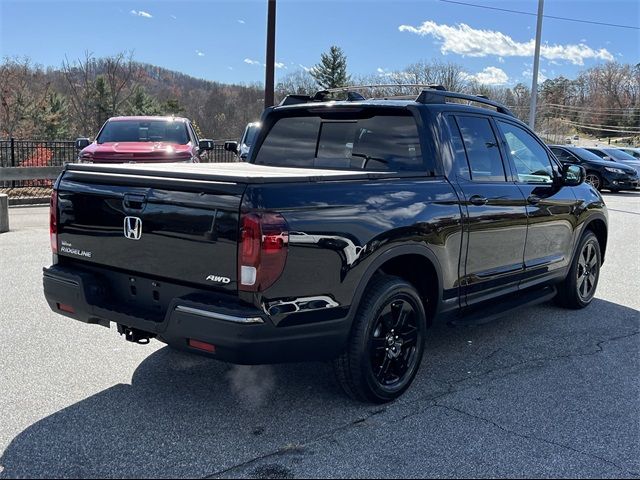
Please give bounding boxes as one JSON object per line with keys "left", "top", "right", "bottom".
{"left": 43, "top": 264, "right": 350, "bottom": 364}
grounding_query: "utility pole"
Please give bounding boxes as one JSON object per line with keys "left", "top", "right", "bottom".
{"left": 264, "top": 0, "right": 276, "bottom": 108}
{"left": 529, "top": 0, "right": 544, "bottom": 129}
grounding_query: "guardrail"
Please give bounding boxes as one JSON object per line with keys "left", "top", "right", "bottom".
{"left": 0, "top": 138, "right": 238, "bottom": 191}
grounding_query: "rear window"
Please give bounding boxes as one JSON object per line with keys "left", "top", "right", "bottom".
{"left": 254, "top": 114, "right": 424, "bottom": 171}
{"left": 97, "top": 120, "right": 189, "bottom": 144}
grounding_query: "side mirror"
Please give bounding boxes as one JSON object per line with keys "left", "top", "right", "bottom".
{"left": 562, "top": 164, "right": 585, "bottom": 186}
{"left": 224, "top": 141, "right": 239, "bottom": 154}
{"left": 75, "top": 137, "right": 90, "bottom": 150}
{"left": 199, "top": 139, "right": 214, "bottom": 151}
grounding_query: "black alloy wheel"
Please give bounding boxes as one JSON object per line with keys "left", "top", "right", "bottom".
{"left": 370, "top": 298, "right": 420, "bottom": 387}
{"left": 556, "top": 231, "right": 601, "bottom": 309}
{"left": 333, "top": 275, "right": 427, "bottom": 403}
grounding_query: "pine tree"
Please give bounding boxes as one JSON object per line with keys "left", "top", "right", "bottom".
{"left": 310, "top": 46, "right": 351, "bottom": 89}
{"left": 126, "top": 86, "right": 162, "bottom": 116}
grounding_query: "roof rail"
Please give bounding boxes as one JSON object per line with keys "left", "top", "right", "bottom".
{"left": 321, "top": 83, "right": 446, "bottom": 93}
{"left": 278, "top": 90, "right": 366, "bottom": 106}
{"left": 416, "top": 90, "right": 515, "bottom": 117}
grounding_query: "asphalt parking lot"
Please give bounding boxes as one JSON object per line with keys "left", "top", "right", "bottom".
{"left": 0, "top": 192, "right": 638, "bottom": 479}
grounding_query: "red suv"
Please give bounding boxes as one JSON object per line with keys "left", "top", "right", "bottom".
{"left": 74, "top": 116, "right": 213, "bottom": 164}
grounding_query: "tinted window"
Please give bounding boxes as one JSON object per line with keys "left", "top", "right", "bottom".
{"left": 550, "top": 147, "right": 574, "bottom": 162}
{"left": 97, "top": 120, "right": 189, "bottom": 144}
{"left": 602, "top": 148, "right": 637, "bottom": 161}
{"left": 447, "top": 117, "right": 471, "bottom": 180}
{"left": 255, "top": 115, "right": 424, "bottom": 171}
{"left": 568, "top": 147, "right": 612, "bottom": 162}
{"left": 584, "top": 148, "right": 608, "bottom": 159}
{"left": 242, "top": 124, "right": 260, "bottom": 147}
{"left": 498, "top": 121, "right": 553, "bottom": 183}
{"left": 455, "top": 116, "right": 505, "bottom": 181}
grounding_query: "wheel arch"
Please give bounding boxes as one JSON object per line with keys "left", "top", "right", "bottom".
{"left": 347, "top": 245, "right": 443, "bottom": 327}
{"left": 583, "top": 217, "right": 608, "bottom": 264}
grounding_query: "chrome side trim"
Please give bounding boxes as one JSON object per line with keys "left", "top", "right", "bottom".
{"left": 174, "top": 305, "right": 264, "bottom": 324}
{"left": 265, "top": 295, "right": 340, "bottom": 316}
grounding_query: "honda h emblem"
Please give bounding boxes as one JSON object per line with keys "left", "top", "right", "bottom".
{"left": 124, "top": 216, "right": 142, "bottom": 240}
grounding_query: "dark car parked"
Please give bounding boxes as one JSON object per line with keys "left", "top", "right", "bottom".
{"left": 583, "top": 147, "right": 640, "bottom": 178}
{"left": 44, "top": 86, "right": 607, "bottom": 403}
{"left": 549, "top": 145, "right": 639, "bottom": 192}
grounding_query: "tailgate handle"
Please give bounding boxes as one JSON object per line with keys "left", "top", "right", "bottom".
{"left": 123, "top": 194, "right": 147, "bottom": 211}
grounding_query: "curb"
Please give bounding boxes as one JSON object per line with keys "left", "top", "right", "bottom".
{"left": 8, "top": 197, "right": 50, "bottom": 206}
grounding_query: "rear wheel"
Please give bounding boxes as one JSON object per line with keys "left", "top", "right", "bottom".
{"left": 585, "top": 172, "right": 602, "bottom": 191}
{"left": 333, "top": 275, "right": 427, "bottom": 403}
{"left": 556, "top": 231, "right": 601, "bottom": 309}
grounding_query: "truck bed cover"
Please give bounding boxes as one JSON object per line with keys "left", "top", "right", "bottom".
{"left": 65, "top": 162, "right": 395, "bottom": 184}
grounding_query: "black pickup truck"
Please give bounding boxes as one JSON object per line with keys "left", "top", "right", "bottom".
{"left": 44, "top": 87, "right": 608, "bottom": 403}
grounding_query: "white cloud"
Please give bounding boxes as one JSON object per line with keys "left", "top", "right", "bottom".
{"left": 398, "top": 20, "right": 614, "bottom": 65}
{"left": 522, "top": 68, "right": 548, "bottom": 83}
{"left": 245, "top": 58, "right": 286, "bottom": 69}
{"left": 228, "top": 66, "right": 234, "bottom": 70}
{"left": 238, "top": 19, "right": 245, "bottom": 24}
{"left": 170, "top": 14, "right": 177, "bottom": 20}
{"left": 130, "top": 9, "right": 152, "bottom": 18}
{"left": 463, "top": 66, "right": 509, "bottom": 85}
{"left": 498, "top": 57, "right": 504, "bottom": 63}
{"left": 299, "top": 64, "right": 312, "bottom": 72}
{"left": 196, "top": 50, "right": 205, "bottom": 57}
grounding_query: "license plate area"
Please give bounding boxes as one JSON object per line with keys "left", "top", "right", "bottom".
{"left": 94, "top": 274, "right": 170, "bottom": 323}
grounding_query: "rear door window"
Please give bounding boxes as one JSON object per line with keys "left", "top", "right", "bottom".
{"left": 254, "top": 114, "right": 424, "bottom": 171}
{"left": 454, "top": 116, "right": 506, "bottom": 182}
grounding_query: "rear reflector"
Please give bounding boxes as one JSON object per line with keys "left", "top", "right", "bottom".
{"left": 57, "top": 303, "right": 75, "bottom": 314}
{"left": 50, "top": 191, "right": 58, "bottom": 253}
{"left": 188, "top": 339, "right": 216, "bottom": 353}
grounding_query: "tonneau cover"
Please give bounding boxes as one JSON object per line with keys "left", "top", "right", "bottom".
{"left": 65, "top": 162, "right": 393, "bottom": 184}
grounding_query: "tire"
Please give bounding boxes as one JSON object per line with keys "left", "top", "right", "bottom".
{"left": 333, "top": 275, "right": 427, "bottom": 403}
{"left": 556, "top": 231, "right": 601, "bottom": 309}
{"left": 585, "top": 172, "right": 603, "bottom": 191}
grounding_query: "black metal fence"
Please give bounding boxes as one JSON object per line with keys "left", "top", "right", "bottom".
{"left": 0, "top": 138, "right": 238, "bottom": 197}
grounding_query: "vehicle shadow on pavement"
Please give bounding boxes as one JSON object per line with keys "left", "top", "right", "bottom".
{"left": 1, "top": 299, "right": 638, "bottom": 478}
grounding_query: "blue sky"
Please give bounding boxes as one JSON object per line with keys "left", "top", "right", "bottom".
{"left": 1, "top": 0, "right": 638, "bottom": 86}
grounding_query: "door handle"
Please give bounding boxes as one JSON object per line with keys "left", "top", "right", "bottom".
{"left": 123, "top": 193, "right": 147, "bottom": 211}
{"left": 527, "top": 195, "right": 541, "bottom": 205}
{"left": 469, "top": 195, "right": 488, "bottom": 206}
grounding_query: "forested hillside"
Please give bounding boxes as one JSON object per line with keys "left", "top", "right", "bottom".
{"left": 1, "top": 52, "right": 638, "bottom": 142}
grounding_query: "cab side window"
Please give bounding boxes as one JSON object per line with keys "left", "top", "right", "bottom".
{"left": 454, "top": 116, "right": 506, "bottom": 182}
{"left": 550, "top": 147, "right": 575, "bottom": 163}
{"left": 498, "top": 121, "right": 553, "bottom": 184}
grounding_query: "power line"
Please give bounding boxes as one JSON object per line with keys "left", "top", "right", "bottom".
{"left": 541, "top": 106, "right": 640, "bottom": 117}
{"left": 555, "top": 119, "right": 640, "bottom": 134}
{"left": 545, "top": 103, "right": 640, "bottom": 112}
{"left": 553, "top": 119, "right": 640, "bottom": 130}
{"left": 438, "top": 0, "right": 640, "bottom": 30}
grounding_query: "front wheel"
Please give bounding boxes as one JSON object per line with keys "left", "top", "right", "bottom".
{"left": 333, "top": 275, "right": 427, "bottom": 403}
{"left": 585, "top": 172, "right": 602, "bottom": 191}
{"left": 556, "top": 231, "right": 601, "bottom": 309}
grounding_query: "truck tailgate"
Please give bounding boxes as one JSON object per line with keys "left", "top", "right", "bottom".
{"left": 56, "top": 169, "right": 244, "bottom": 292}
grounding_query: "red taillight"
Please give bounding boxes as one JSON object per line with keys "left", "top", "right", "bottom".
{"left": 238, "top": 211, "right": 288, "bottom": 292}
{"left": 50, "top": 191, "right": 58, "bottom": 253}
{"left": 57, "top": 303, "right": 75, "bottom": 314}
{"left": 188, "top": 339, "right": 216, "bottom": 353}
